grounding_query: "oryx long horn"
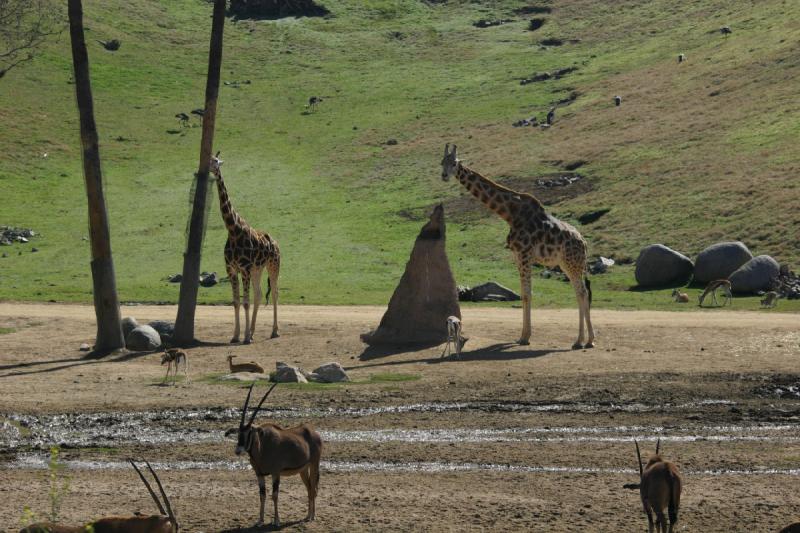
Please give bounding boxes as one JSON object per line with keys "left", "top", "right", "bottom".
{"left": 215, "top": 150, "right": 221, "bottom": 157}
{"left": 248, "top": 382, "right": 278, "bottom": 426}
{"left": 451, "top": 144, "right": 457, "bottom": 154}
{"left": 145, "top": 461, "right": 176, "bottom": 524}
{"left": 656, "top": 437, "right": 661, "bottom": 455}
{"left": 444, "top": 143, "right": 449, "bottom": 157}
{"left": 240, "top": 383, "right": 255, "bottom": 428}
{"left": 129, "top": 459, "right": 166, "bottom": 516}
{"left": 634, "top": 440, "right": 643, "bottom": 480}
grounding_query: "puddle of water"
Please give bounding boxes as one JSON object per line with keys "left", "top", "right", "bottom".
{"left": 8, "top": 454, "right": 799, "bottom": 477}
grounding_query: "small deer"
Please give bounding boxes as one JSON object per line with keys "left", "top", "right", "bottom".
{"left": 20, "top": 460, "right": 178, "bottom": 533}
{"left": 698, "top": 279, "right": 732, "bottom": 307}
{"left": 307, "top": 96, "right": 322, "bottom": 112}
{"left": 161, "top": 348, "right": 189, "bottom": 385}
{"left": 671, "top": 289, "right": 690, "bottom": 303}
{"left": 227, "top": 355, "right": 265, "bottom": 374}
{"left": 441, "top": 316, "right": 463, "bottom": 359}
{"left": 760, "top": 291, "right": 779, "bottom": 308}
{"left": 635, "top": 439, "right": 682, "bottom": 533}
{"left": 225, "top": 384, "right": 322, "bottom": 528}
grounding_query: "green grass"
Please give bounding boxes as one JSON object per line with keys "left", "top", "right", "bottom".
{"left": 201, "top": 371, "right": 419, "bottom": 389}
{"left": 1, "top": 0, "right": 798, "bottom": 311}
{"left": 0, "top": 327, "right": 16, "bottom": 335}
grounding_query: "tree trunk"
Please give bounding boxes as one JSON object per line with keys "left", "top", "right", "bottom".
{"left": 67, "top": 0, "right": 124, "bottom": 354}
{"left": 173, "top": 0, "right": 226, "bottom": 345}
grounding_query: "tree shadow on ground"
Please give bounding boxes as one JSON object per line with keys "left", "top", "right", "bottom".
{"left": 219, "top": 519, "right": 306, "bottom": 532}
{"left": 0, "top": 349, "right": 159, "bottom": 378}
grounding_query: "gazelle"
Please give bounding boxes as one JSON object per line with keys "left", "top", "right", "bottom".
{"left": 670, "top": 289, "right": 689, "bottom": 303}
{"left": 226, "top": 383, "right": 322, "bottom": 527}
{"left": 20, "top": 460, "right": 178, "bottom": 533}
{"left": 227, "top": 354, "right": 265, "bottom": 374}
{"left": 161, "top": 348, "right": 188, "bottom": 384}
{"left": 698, "top": 279, "right": 732, "bottom": 307}
{"left": 441, "top": 316, "right": 463, "bottom": 359}
{"left": 760, "top": 291, "right": 779, "bottom": 308}
{"left": 635, "top": 439, "right": 682, "bottom": 533}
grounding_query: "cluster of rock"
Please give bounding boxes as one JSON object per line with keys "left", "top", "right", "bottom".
{"left": 166, "top": 271, "right": 220, "bottom": 287}
{"left": 272, "top": 361, "right": 349, "bottom": 383}
{"left": 535, "top": 174, "right": 582, "bottom": 188}
{"left": 512, "top": 116, "right": 541, "bottom": 128}
{"left": 519, "top": 67, "right": 577, "bottom": 85}
{"left": 775, "top": 265, "right": 800, "bottom": 300}
{"left": 635, "top": 241, "right": 786, "bottom": 294}
{"left": 120, "top": 317, "right": 174, "bottom": 351}
{"left": 473, "top": 18, "right": 514, "bottom": 28}
{"left": 1, "top": 226, "right": 36, "bottom": 246}
{"left": 458, "top": 281, "right": 520, "bottom": 302}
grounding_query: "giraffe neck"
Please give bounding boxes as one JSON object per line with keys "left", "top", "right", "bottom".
{"left": 214, "top": 170, "right": 247, "bottom": 234}
{"left": 455, "top": 162, "right": 541, "bottom": 223}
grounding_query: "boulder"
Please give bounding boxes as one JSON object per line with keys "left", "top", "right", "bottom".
{"left": 729, "top": 255, "right": 780, "bottom": 293}
{"left": 634, "top": 244, "right": 694, "bottom": 287}
{"left": 148, "top": 320, "right": 175, "bottom": 339}
{"left": 274, "top": 362, "right": 308, "bottom": 384}
{"left": 589, "top": 256, "right": 615, "bottom": 275}
{"left": 200, "top": 271, "right": 219, "bottom": 287}
{"left": 693, "top": 241, "right": 753, "bottom": 283}
{"left": 309, "top": 362, "right": 349, "bottom": 383}
{"left": 467, "top": 281, "right": 520, "bottom": 302}
{"left": 125, "top": 325, "right": 161, "bottom": 352}
{"left": 361, "top": 204, "right": 461, "bottom": 345}
{"left": 121, "top": 317, "right": 139, "bottom": 338}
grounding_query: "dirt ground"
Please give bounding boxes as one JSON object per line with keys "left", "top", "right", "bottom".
{"left": 1, "top": 303, "right": 799, "bottom": 532}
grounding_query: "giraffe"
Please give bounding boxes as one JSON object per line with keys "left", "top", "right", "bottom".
{"left": 210, "top": 152, "right": 280, "bottom": 343}
{"left": 440, "top": 144, "right": 595, "bottom": 349}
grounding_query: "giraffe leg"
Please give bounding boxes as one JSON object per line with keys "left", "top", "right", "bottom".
{"left": 241, "top": 271, "right": 252, "bottom": 344}
{"left": 228, "top": 265, "right": 241, "bottom": 343}
{"left": 248, "top": 268, "right": 264, "bottom": 343}
{"left": 569, "top": 274, "right": 587, "bottom": 349}
{"left": 268, "top": 266, "right": 279, "bottom": 338}
{"left": 584, "top": 280, "right": 596, "bottom": 348}
{"left": 518, "top": 262, "right": 532, "bottom": 345}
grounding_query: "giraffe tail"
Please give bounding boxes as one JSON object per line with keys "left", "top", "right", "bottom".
{"left": 265, "top": 276, "right": 272, "bottom": 302}
{"left": 584, "top": 277, "right": 592, "bottom": 305}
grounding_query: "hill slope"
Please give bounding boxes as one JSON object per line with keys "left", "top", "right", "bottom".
{"left": 1, "top": 0, "right": 798, "bottom": 307}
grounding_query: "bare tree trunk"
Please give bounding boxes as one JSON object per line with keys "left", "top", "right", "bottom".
{"left": 173, "top": 0, "right": 226, "bottom": 345}
{"left": 67, "top": 0, "right": 124, "bottom": 354}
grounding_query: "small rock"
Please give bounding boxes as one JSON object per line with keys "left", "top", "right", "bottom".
{"left": 385, "top": 138, "right": 398, "bottom": 146}
{"left": 200, "top": 272, "right": 219, "bottom": 287}
{"left": 309, "top": 362, "right": 349, "bottom": 383}
{"left": 167, "top": 273, "right": 182, "bottom": 283}
{"left": 79, "top": 343, "right": 91, "bottom": 351}
{"left": 274, "top": 362, "right": 308, "bottom": 383}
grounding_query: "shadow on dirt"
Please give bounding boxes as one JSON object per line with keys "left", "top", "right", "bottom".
{"left": 0, "top": 349, "right": 158, "bottom": 378}
{"left": 219, "top": 519, "right": 307, "bottom": 532}
{"left": 354, "top": 343, "right": 566, "bottom": 369}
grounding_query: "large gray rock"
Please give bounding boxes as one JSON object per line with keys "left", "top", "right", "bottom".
{"left": 634, "top": 244, "right": 694, "bottom": 287}
{"left": 121, "top": 317, "right": 139, "bottom": 338}
{"left": 125, "top": 325, "right": 161, "bottom": 352}
{"left": 274, "top": 362, "right": 308, "bottom": 384}
{"left": 729, "top": 255, "right": 780, "bottom": 293}
{"left": 694, "top": 241, "right": 753, "bottom": 283}
{"left": 309, "top": 362, "right": 349, "bottom": 383}
{"left": 148, "top": 320, "right": 175, "bottom": 339}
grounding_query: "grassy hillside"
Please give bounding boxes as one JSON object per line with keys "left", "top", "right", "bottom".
{"left": 1, "top": 0, "right": 799, "bottom": 311}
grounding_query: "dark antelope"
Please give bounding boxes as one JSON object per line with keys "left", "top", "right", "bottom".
{"left": 226, "top": 383, "right": 322, "bottom": 527}
{"left": 635, "top": 439, "right": 682, "bottom": 533}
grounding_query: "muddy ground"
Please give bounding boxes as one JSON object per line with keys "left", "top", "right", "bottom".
{"left": 0, "top": 303, "right": 799, "bottom": 532}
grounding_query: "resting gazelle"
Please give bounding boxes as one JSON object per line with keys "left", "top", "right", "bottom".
{"left": 20, "top": 460, "right": 178, "bottom": 533}
{"left": 226, "top": 383, "right": 322, "bottom": 527}
{"left": 670, "top": 289, "right": 689, "bottom": 303}
{"left": 698, "top": 279, "right": 732, "bottom": 307}
{"left": 635, "top": 439, "right": 682, "bottom": 533}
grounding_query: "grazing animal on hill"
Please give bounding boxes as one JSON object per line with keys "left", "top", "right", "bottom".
{"left": 440, "top": 144, "right": 594, "bottom": 349}
{"left": 307, "top": 96, "right": 322, "bottom": 111}
{"left": 635, "top": 439, "right": 682, "bottom": 533}
{"left": 441, "top": 315, "right": 463, "bottom": 359}
{"left": 20, "top": 460, "right": 178, "bottom": 533}
{"left": 671, "top": 289, "right": 689, "bottom": 303}
{"left": 174, "top": 113, "right": 190, "bottom": 127}
{"left": 698, "top": 279, "right": 732, "bottom": 307}
{"left": 210, "top": 153, "right": 280, "bottom": 343}
{"left": 227, "top": 355, "right": 265, "bottom": 374}
{"left": 614, "top": 95, "right": 622, "bottom": 106}
{"left": 225, "top": 384, "right": 322, "bottom": 528}
{"left": 760, "top": 291, "right": 779, "bottom": 308}
{"left": 546, "top": 106, "right": 556, "bottom": 124}
{"left": 678, "top": 53, "right": 685, "bottom": 63}
{"left": 720, "top": 25, "right": 732, "bottom": 35}
{"left": 161, "top": 348, "right": 188, "bottom": 384}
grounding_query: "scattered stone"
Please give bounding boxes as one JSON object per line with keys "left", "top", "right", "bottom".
{"left": 473, "top": 18, "right": 514, "bottom": 28}
{"left": 79, "top": 343, "right": 91, "bottom": 351}
{"left": 1, "top": 226, "right": 36, "bottom": 246}
{"left": 528, "top": 18, "right": 546, "bottom": 31}
{"left": 167, "top": 273, "right": 182, "bottom": 283}
{"left": 578, "top": 208, "right": 610, "bottom": 225}
{"left": 97, "top": 39, "right": 121, "bottom": 51}
{"left": 200, "top": 271, "right": 219, "bottom": 287}
{"left": 729, "top": 255, "right": 780, "bottom": 294}
{"left": 512, "top": 116, "right": 539, "bottom": 127}
{"left": 125, "top": 325, "right": 161, "bottom": 352}
{"left": 308, "top": 362, "right": 350, "bottom": 383}
{"left": 775, "top": 265, "right": 800, "bottom": 300}
{"left": 520, "top": 67, "right": 577, "bottom": 85}
{"left": 635, "top": 244, "right": 694, "bottom": 287}
{"left": 273, "top": 362, "right": 308, "bottom": 383}
{"left": 590, "top": 256, "right": 615, "bottom": 275}
{"left": 460, "top": 281, "right": 520, "bottom": 302}
{"left": 536, "top": 174, "right": 581, "bottom": 188}
{"left": 693, "top": 241, "right": 753, "bottom": 284}
{"left": 540, "top": 38, "right": 564, "bottom": 46}
{"left": 121, "top": 317, "right": 139, "bottom": 338}
{"left": 31, "top": 247, "right": 38, "bottom": 252}
{"left": 385, "top": 138, "right": 398, "bottom": 146}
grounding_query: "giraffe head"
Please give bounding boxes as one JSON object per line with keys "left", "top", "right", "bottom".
{"left": 441, "top": 143, "right": 458, "bottom": 181}
{"left": 209, "top": 151, "right": 223, "bottom": 177}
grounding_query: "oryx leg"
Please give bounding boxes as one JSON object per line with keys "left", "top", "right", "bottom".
{"left": 256, "top": 474, "right": 266, "bottom": 526}
{"left": 271, "top": 474, "right": 281, "bottom": 527}
{"left": 300, "top": 467, "right": 317, "bottom": 521}
{"left": 228, "top": 264, "right": 241, "bottom": 343}
{"left": 247, "top": 268, "right": 263, "bottom": 343}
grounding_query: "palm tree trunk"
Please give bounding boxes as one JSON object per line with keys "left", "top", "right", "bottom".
{"left": 68, "top": 0, "right": 124, "bottom": 354}
{"left": 173, "top": 0, "right": 226, "bottom": 345}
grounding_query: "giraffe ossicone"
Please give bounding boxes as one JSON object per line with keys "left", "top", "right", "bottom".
{"left": 440, "top": 144, "right": 595, "bottom": 349}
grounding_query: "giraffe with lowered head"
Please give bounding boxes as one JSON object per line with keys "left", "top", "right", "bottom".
{"left": 440, "top": 144, "right": 595, "bottom": 349}
{"left": 210, "top": 152, "right": 280, "bottom": 343}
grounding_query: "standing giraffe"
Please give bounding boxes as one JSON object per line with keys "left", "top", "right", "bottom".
{"left": 210, "top": 153, "right": 280, "bottom": 343}
{"left": 440, "top": 144, "right": 595, "bottom": 349}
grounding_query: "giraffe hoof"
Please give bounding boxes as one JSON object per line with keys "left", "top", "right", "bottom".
{"left": 585, "top": 342, "right": 595, "bottom": 349}
{"left": 518, "top": 339, "right": 530, "bottom": 346}
{"left": 230, "top": 338, "right": 239, "bottom": 344}
{"left": 270, "top": 332, "right": 280, "bottom": 339}
{"left": 243, "top": 338, "right": 252, "bottom": 345}
{"left": 572, "top": 342, "right": 583, "bottom": 350}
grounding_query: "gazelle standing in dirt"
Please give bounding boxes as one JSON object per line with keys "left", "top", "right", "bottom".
{"left": 20, "top": 460, "right": 178, "bottom": 533}
{"left": 226, "top": 383, "right": 322, "bottom": 528}
{"left": 698, "top": 279, "right": 732, "bottom": 307}
{"left": 670, "top": 289, "right": 689, "bottom": 303}
{"left": 760, "top": 291, "right": 779, "bottom": 308}
{"left": 161, "top": 348, "right": 188, "bottom": 385}
{"left": 227, "top": 354, "right": 265, "bottom": 374}
{"left": 441, "top": 316, "right": 463, "bottom": 359}
{"left": 634, "top": 439, "right": 682, "bottom": 533}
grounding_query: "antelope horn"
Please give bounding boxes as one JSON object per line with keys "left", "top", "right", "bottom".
{"left": 248, "top": 382, "right": 278, "bottom": 426}
{"left": 215, "top": 150, "right": 220, "bottom": 157}
{"left": 451, "top": 144, "right": 457, "bottom": 154}
{"left": 240, "top": 383, "right": 254, "bottom": 429}
{"left": 444, "top": 143, "right": 449, "bottom": 157}
{"left": 634, "top": 440, "right": 643, "bottom": 480}
{"left": 145, "top": 461, "right": 176, "bottom": 525}
{"left": 129, "top": 459, "right": 166, "bottom": 516}
{"left": 656, "top": 437, "right": 661, "bottom": 455}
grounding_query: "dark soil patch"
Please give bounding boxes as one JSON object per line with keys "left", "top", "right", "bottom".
{"left": 563, "top": 160, "right": 587, "bottom": 171}
{"left": 514, "top": 5, "right": 552, "bottom": 15}
{"left": 555, "top": 90, "right": 581, "bottom": 106}
{"left": 227, "top": 0, "right": 329, "bottom": 20}
{"left": 540, "top": 38, "right": 564, "bottom": 46}
{"left": 520, "top": 67, "right": 577, "bottom": 85}
{"left": 528, "top": 18, "right": 546, "bottom": 31}
{"left": 577, "top": 208, "right": 610, "bottom": 225}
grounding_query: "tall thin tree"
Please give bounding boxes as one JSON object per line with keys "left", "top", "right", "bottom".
{"left": 173, "top": 0, "right": 226, "bottom": 345}
{"left": 67, "top": 0, "right": 124, "bottom": 353}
